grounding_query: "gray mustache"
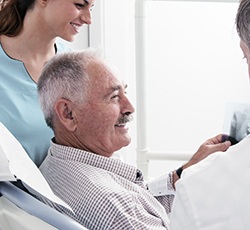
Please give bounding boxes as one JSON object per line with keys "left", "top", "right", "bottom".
{"left": 117, "top": 114, "right": 133, "bottom": 124}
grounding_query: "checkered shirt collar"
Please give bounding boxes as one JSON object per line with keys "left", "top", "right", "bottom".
{"left": 50, "top": 140, "right": 144, "bottom": 184}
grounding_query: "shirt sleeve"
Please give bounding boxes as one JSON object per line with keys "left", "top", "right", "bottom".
{"left": 147, "top": 172, "right": 175, "bottom": 214}
{"left": 147, "top": 172, "right": 175, "bottom": 196}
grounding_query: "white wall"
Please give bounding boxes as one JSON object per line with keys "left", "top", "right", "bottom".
{"left": 145, "top": 1, "right": 250, "bottom": 177}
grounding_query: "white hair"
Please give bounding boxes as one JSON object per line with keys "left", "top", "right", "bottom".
{"left": 37, "top": 48, "right": 103, "bottom": 129}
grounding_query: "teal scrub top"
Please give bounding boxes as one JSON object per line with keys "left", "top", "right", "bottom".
{"left": 0, "top": 42, "right": 69, "bottom": 166}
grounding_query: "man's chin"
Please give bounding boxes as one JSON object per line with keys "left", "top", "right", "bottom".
{"left": 118, "top": 136, "right": 132, "bottom": 149}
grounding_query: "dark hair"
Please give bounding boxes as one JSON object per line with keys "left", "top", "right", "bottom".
{"left": 0, "top": 0, "right": 35, "bottom": 36}
{"left": 236, "top": 0, "right": 250, "bottom": 49}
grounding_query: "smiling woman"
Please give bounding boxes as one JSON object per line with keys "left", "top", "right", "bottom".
{"left": 0, "top": 0, "right": 95, "bottom": 166}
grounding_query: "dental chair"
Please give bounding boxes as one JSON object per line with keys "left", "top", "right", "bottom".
{"left": 0, "top": 181, "right": 88, "bottom": 230}
{"left": 0, "top": 123, "right": 88, "bottom": 230}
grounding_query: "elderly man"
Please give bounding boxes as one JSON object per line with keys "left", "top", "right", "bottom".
{"left": 37, "top": 49, "right": 230, "bottom": 229}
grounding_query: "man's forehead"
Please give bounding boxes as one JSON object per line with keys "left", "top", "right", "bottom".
{"left": 88, "top": 59, "right": 125, "bottom": 83}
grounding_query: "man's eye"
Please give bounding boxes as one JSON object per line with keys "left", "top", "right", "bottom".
{"left": 111, "top": 95, "right": 119, "bottom": 100}
{"left": 75, "top": 3, "right": 85, "bottom": 9}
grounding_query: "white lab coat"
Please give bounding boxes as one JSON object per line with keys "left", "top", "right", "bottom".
{"left": 170, "top": 135, "right": 250, "bottom": 230}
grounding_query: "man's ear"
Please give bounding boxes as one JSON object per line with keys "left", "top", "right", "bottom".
{"left": 54, "top": 99, "right": 77, "bottom": 132}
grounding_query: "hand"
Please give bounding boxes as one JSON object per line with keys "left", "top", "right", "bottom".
{"left": 173, "top": 134, "right": 231, "bottom": 187}
{"left": 183, "top": 134, "right": 231, "bottom": 169}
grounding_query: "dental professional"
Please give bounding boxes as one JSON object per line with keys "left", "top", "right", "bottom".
{"left": 170, "top": 1, "right": 250, "bottom": 229}
{"left": 0, "top": 0, "right": 95, "bottom": 166}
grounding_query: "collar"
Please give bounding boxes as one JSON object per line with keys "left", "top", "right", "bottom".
{"left": 50, "top": 140, "right": 144, "bottom": 183}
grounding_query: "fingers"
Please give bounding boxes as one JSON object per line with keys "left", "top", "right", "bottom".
{"left": 206, "top": 134, "right": 226, "bottom": 145}
{"left": 208, "top": 140, "right": 231, "bottom": 153}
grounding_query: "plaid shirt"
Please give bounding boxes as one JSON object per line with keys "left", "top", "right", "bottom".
{"left": 38, "top": 141, "right": 174, "bottom": 230}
